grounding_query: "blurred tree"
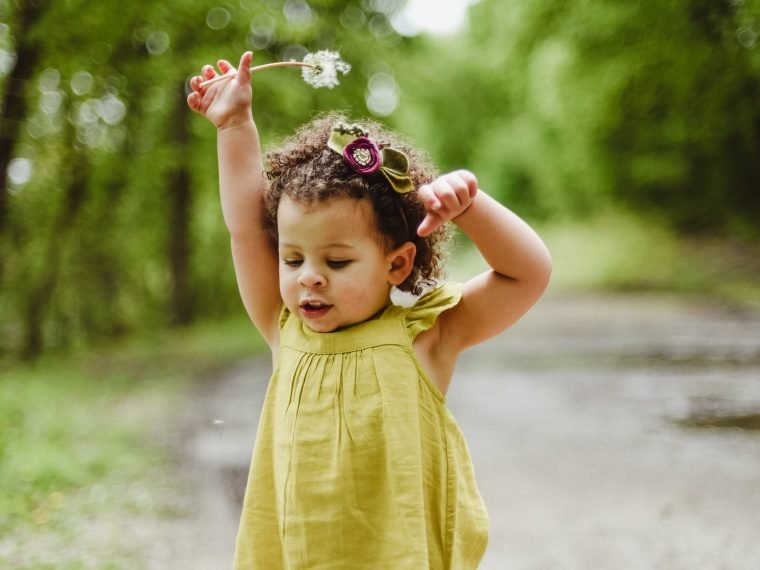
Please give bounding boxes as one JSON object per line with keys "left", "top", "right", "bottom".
{"left": 603, "top": 0, "right": 760, "bottom": 233}
{"left": 0, "top": 0, "right": 415, "bottom": 359}
{"left": 6, "top": 0, "right": 756, "bottom": 361}
{"left": 396, "top": 0, "right": 760, "bottom": 233}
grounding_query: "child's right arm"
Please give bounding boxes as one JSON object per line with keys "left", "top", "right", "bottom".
{"left": 187, "top": 52, "right": 281, "bottom": 347}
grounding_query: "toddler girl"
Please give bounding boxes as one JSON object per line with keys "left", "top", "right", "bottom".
{"left": 187, "top": 52, "right": 552, "bottom": 569}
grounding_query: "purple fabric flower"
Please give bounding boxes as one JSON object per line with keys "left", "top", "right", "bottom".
{"left": 342, "top": 137, "right": 382, "bottom": 175}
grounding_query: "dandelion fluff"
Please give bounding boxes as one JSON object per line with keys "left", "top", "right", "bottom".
{"left": 301, "top": 50, "right": 351, "bottom": 89}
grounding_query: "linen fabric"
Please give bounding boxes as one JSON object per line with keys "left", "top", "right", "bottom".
{"left": 233, "top": 282, "right": 489, "bottom": 569}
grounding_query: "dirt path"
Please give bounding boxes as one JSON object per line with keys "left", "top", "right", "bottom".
{"left": 161, "top": 292, "right": 760, "bottom": 569}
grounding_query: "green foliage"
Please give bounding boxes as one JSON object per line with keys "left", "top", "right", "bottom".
{"left": 2, "top": 0, "right": 759, "bottom": 359}
{"left": 540, "top": 208, "right": 760, "bottom": 308}
{"left": 395, "top": 0, "right": 760, "bottom": 232}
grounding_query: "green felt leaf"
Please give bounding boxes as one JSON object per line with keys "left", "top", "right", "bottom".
{"left": 327, "top": 132, "right": 355, "bottom": 154}
{"left": 380, "top": 168, "right": 414, "bottom": 194}
{"left": 381, "top": 147, "right": 409, "bottom": 174}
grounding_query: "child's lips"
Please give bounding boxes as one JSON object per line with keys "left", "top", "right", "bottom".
{"left": 299, "top": 301, "right": 333, "bottom": 319}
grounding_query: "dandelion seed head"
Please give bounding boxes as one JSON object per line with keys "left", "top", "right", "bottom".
{"left": 301, "top": 50, "right": 351, "bottom": 89}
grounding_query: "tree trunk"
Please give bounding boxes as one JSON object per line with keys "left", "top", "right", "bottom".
{"left": 0, "top": 0, "right": 47, "bottom": 292}
{"left": 0, "top": 0, "right": 47, "bottom": 237}
{"left": 22, "top": 146, "right": 88, "bottom": 360}
{"left": 166, "top": 83, "right": 193, "bottom": 326}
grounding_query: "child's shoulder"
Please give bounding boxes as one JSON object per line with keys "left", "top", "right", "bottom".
{"left": 394, "top": 282, "right": 463, "bottom": 340}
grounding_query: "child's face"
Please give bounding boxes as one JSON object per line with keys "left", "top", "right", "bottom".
{"left": 277, "top": 195, "right": 399, "bottom": 333}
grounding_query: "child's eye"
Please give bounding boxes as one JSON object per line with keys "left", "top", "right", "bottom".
{"left": 327, "top": 259, "right": 351, "bottom": 269}
{"left": 283, "top": 259, "right": 303, "bottom": 267}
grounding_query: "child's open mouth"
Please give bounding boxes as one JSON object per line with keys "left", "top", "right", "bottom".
{"left": 299, "top": 301, "right": 333, "bottom": 319}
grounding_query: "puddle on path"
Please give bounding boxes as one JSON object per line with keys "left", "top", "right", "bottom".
{"left": 675, "top": 412, "right": 760, "bottom": 431}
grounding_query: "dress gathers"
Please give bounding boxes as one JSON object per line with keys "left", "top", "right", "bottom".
{"left": 233, "top": 283, "right": 489, "bottom": 569}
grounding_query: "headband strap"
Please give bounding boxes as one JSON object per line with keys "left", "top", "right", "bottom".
{"left": 327, "top": 122, "right": 414, "bottom": 194}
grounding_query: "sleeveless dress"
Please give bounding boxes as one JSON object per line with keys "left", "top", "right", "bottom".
{"left": 233, "top": 283, "right": 489, "bottom": 569}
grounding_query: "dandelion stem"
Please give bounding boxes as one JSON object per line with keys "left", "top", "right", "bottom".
{"left": 198, "top": 61, "right": 319, "bottom": 88}
{"left": 251, "top": 61, "right": 318, "bottom": 72}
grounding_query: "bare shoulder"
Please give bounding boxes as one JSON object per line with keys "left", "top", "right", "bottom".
{"left": 410, "top": 269, "right": 549, "bottom": 394}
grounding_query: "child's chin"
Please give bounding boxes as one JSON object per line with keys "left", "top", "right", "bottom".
{"left": 301, "top": 315, "right": 365, "bottom": 334}
{"left": 300, "top": 317, "right": 339, "bottom": 333}
{"left": 304, "top": 322, "right": 337, "bottom": 333}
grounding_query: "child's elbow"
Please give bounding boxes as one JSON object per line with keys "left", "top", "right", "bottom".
{"left": 534, "top": 245, "right": 553, "bottom": 293}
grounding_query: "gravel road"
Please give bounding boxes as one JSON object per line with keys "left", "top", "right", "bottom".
{"left": 162, "top": 292, "right": 760, "bottom": 569}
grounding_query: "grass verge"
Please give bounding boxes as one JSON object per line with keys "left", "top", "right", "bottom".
{"left": 0, "top": 316, "right": 264, "bottom": 569}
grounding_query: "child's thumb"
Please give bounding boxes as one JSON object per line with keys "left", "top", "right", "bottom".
{"left": 237, "top": 51, "right": 253, "bottom": 85}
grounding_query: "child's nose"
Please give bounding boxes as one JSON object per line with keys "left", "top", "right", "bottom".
{"left": 297, "top": 266, "right": 326, "bottom": 288}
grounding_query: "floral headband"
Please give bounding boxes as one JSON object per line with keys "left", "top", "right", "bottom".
{"left": 327, "top": 122, "right": 414, "bottom": 194}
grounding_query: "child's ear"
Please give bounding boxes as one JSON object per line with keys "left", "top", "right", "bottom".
{"left": 387, "top": 241, "right": 416, "bottom": 286}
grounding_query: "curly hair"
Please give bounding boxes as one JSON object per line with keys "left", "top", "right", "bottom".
{"left": 264, "top": 112, "right": 450, "bottom": 295}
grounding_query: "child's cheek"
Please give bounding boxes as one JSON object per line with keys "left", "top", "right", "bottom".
{"left": 345, "top": 286, "right": 369, "bottom": 308}
{"left": 341, "top": 279, "right": 377, "bottom": 314}
{"left": 280, "top": 275, "right": 299, "bottom": 311}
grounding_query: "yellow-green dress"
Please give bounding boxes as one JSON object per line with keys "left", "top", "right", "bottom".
{"left": 233, "top": 283, "right": 489, "bottom": 569}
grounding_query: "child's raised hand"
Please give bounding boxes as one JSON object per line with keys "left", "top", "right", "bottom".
{"left": 187, "top": 51, "right": 254, "bottom": 130}
{"left": 417, "top": 170, "right": 479, "bottom": 237}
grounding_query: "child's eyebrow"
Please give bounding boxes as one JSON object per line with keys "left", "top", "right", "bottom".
{"left": 278, "top": 242, "right": 356, "bottom": 250}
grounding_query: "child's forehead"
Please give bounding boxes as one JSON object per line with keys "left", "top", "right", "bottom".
{"left": 278, "top": 195, "right": 371, "bottom": 220}
{"left": 277, "top": 195, "right": 379, "bottom": 243}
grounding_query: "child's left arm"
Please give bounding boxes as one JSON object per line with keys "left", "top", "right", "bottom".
{"left": 417, "top": 170, "right": 552, "bottom": 352}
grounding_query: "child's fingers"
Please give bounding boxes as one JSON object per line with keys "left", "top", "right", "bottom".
{"left": 431, "top": 181, "right": 461, "bottom": 213}
{"left": 423, "top": 178, "right": 463, "bottom": 217}
{"left": 189, "top": 75, "right": 203, "bottom": 93}
{"left": 453, "top": 169, "right": 479, "bottom": 198}
{"left": 187, "top": 91, "right": 202, "bottom": 113}
{"left": 447, "top": 172, "right": 472, "bottom": 200}
{"left": 428, "top": 172, "right": 478, "bottom": 216}
{"left": 202, "top": 65, "right": 216, "bottom": 80}
{"left": 217, "top": 59, "right": 235, "bottom": 74}
{"left": 417, "top": 184, "right": 441, "bottom": 212}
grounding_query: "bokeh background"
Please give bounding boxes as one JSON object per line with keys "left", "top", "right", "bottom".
{"left": 1, "top": 0, "right": 759, "bottom": 568}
